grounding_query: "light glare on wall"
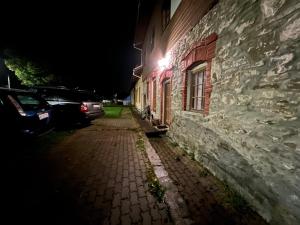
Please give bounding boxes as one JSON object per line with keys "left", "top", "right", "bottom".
{"left": 158, "top": 52, "right": 171, "bottom": 70}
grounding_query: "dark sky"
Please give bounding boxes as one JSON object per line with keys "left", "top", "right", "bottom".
{"left": 0, "top": 0, "right": 140, "bottom": 97}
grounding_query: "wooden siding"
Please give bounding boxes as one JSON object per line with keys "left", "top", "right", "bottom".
{"left": 162, "top": 0, "right": 218, "bottom": 51}
{"left": 140, "top": 0, "right": 218, "bottom": 78}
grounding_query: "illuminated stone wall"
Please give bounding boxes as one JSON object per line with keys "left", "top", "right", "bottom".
{"left": 167, "top": 0, "right": 300, "bottom": 224}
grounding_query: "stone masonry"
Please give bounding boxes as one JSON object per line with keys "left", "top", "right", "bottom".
{"left": 163, "top": 0, "right": 300, "bottom": 224}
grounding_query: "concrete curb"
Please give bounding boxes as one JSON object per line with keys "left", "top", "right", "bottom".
{"left": 143, "top": 135, "right": 193, "bottom": 225}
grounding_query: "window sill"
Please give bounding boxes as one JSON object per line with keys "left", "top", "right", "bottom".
{"left": 181, "top": 110, "right": 209, "bottom": 122}
{"left": 183, "top": 110, "right": 203, "bottom": 116}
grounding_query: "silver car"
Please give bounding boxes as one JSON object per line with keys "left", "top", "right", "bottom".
{"left": 75, "top": 90, "right": 104, "bottom": 121}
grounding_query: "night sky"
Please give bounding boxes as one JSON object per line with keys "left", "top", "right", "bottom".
{"left": 0, "top": 1, "right": 140, "bottom": 98}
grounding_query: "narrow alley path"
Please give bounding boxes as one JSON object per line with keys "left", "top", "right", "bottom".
{"left": 5, "top": 107, "right": 268, "bottom": 225}
{"left": 37, "top": 107, "right": 172, "bottom": 225}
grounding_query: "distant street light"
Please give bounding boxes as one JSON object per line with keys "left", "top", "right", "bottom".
{"left": 8, "top": 74, "right": 10, "bottom": 89}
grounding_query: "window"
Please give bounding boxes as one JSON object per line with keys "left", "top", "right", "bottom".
{"left": 181, "top": 33, "right": 217, "bottom": 115}
{"left": 190, "top": 70, "right": 205, "bottom": 111}
{"left": 152, "top": 79, "right": 157, "bottom": 112}
{"left": 162, "top": 0, "right": 171, "bottom": 31}
{"left": 186, "top": 63, "right": 207, "bottom": 111}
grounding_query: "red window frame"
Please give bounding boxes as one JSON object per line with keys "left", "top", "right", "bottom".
{"left": 181, "top": 33, "right": 217, "bottom": 116}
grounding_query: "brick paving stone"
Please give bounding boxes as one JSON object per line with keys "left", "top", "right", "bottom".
{"left": 13, "top": 108, "right": 173, "bottom": 225}
{"left": 112, "top": 193, "right": 121, "bottom": 208}
{"left": 135, "top": 169, "right": 142, "bottom": 177}
{"left": 121, "top": 214, "right": 131, "bottom": 225}
{"left": 130, "top": 181, "right": 137, "bottom": 192}
{"left": 96, "top": 184, "right": 106, "bottom": 196}
{"left": 107, "top": 179, "right": 116, "bottom": 188}
{"left": 142, "top": 212, "right": 152, "bottom": 225}
{"left": 141, "top": 172, "right": 147, "bottom": 181}
{"left": 129, "top": 165, "right": 135, "bottom": 172}
{"left": 129, "top": 173, "right": 136, "bottom": 182}
{"left": 111, "top": 207, "right": 121, "bottom": 225}
{"left": 136, "top": 176, "right": 144, "bottom": 186}
{"left": 121, "top": 199, "right": 131, "bottom": 215}
{"left": 147, "top": 193, "right": 156, "bottom": 205}
{"left": 122, "top": 177, "right": 129, "bottom": 187}
{"left": 150, "top": 207, "right": 162, "bottom": 221}
{"left": 104, "top": 187, "right": 114, "bottom": 201}
{"left": 130, "top": 191, "right": 139, "bottom": 205}
{"left": 94, "top": 195, "right": 104, "bottom": 209}
{"left": 160, "top": 209, "right": 171, "bottom": 223}
{"left": 87, "top": 190, "right": 97, "bottom": 203}
{"left": 139, "top": 197, "right": 150, "bottom": 212}
{"left": 121, "top": 186, "right": 130, "bottom": 200}
{"left": 123, "top": 169, "right": 129, "bottom": 178}
{"left": 130, "top": 204, "right": 142, "bottom": 223}
{"left": 114, "top": 182, "right": 123, "bottom": 194}
{"left": 138, "top": 186, "right": 147, "bottom": 198}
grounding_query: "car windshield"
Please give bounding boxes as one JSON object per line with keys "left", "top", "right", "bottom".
{"left": 16, "top": 94, "right": 45, "bottom": 110}
{"left": 37, "top": 89, "right": 78, "bottom": 102}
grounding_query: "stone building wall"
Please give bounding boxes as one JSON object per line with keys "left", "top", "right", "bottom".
{"left": 167, "top": 0, "right": 300, "bottom": 224}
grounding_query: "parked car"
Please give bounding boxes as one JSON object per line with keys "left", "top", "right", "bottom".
{"left": 31, "top": 86, "right": 103, "bottom": 125}
{"left": 74, "top": 89, "right": 104, "bottom": 120}
{"left": 0, "top": 87, "right": 54, "bottom": 137}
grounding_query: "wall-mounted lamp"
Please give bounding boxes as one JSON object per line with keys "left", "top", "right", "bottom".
{"left": 158, "top": 52, "right": 171, "bottom": 70}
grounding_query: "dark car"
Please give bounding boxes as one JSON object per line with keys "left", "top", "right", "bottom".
{"left": 32, "top": 87, "right": 82, "bottom": 125}
{"left": 0, "top": 87, "right": 54, "bottom": 137}
{"left": 31, "top": 86, "right": 103, "bottom": 125}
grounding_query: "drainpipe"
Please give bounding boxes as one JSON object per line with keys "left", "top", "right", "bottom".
{"left": 133, "top": 0, "right": 143, "bottom": 78}
{"left": 133, "top": 42, "right": 143, "bottom": 79}
{"left": 133, "top": 43, "right": 143, "bottom": 68}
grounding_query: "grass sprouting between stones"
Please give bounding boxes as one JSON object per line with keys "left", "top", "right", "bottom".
{"left": 136, "top": 135, "right": 145, "bottom": 151}
{"left": 147, "top": 168, "right": 166, "bottom": 203}
{"left": 199, "top": 168, "right": 210, "bottom": 177}
{"left": 222, "top": 180, "right": 249, "bottom": 212}
{"left": 161, "top": 135, "right": 254, "bottom": 215}
{"left": 135, "top": 132, "right": 166, "bottom": 202}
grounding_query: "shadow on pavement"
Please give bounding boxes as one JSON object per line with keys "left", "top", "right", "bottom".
{"left": 2, "top": 128, "right": 88, "bottom": 225}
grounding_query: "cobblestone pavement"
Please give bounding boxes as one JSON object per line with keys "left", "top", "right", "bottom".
{"left": 49, "top": 108, "right": 173, "bottom": 225}
{"left": 5, "top": 107, "right": 268, "bottom": 225}
{"left": 7, "top": 107, "right": 172, "bottom": 225}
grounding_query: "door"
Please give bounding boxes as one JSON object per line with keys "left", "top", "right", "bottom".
{"left": 163, "top": 80, "right": 171, "bottom": 125}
